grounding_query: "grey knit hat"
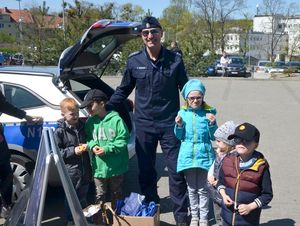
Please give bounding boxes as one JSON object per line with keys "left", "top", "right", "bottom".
{"left": 214, "top": 121, "right": 236, "bottom": 146}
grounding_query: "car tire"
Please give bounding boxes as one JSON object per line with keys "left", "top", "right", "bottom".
{"left": 10, "top": 154, "right": 34, "bottom": 202}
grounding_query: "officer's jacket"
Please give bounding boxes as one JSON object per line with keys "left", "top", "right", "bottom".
{"left": 109, "top": 47, "right": 188, "bottom": 131}
{"left": 0, "top": 92, "right": 27, "bottom": 163}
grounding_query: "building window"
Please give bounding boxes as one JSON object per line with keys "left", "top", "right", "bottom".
{"left": 0, "top": 24, "right": 4, "bottom": 28}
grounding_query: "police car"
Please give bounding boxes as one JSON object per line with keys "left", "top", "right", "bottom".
{"left": 0, "top": 19, "right": 140, "bottom": 200}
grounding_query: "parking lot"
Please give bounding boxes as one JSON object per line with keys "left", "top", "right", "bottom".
{"left": 1, "top": 76, "right": 300, "bottom": 225}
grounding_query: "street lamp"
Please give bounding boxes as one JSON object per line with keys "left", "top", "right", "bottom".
{"left": 62, "top": 0, "right": 66, "bottom": 47}
{"left": 16, "top": 0, "right": 22, "bottom": 41}
{"left": 248, "top": 29, "right": 251, "bottom": 66}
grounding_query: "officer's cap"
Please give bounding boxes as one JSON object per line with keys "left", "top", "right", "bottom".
{"left": 140, "top": 16, "right": 162, "bottom": 31}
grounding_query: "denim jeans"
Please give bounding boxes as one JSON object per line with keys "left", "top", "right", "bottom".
{"left": 184, "top": 168, "right": 209, "bottom": 220}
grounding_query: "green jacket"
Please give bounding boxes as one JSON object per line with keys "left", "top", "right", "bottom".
{"left": 85, "top": 111, "right": 129, "bottom": 178}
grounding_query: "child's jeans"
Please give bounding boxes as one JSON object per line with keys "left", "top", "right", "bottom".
{"left": 184, "top": 168, "right": 209, "bottom": 221}
{"left": 94, "top": 174, "right": 124, "bottom": 210}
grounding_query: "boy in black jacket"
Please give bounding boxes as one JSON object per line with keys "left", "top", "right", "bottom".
{"left": 54, "top": 97, "right": 92, "bottom": 226}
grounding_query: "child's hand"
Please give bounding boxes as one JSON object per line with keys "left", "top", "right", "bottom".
{"left": 175, "top": 115, "right": 183, "bottom": 127}
{"left": 80, "top": 144, "right": 87, "bottom": 152}
{"left": 93, "top": 146, "right": 105, "bottom": 156}
{"left": 207, "top": 175, "right": 216, "bottom": 186}
{"left": 206, "top": 113, "right": 216, "bottom": 125}
{"left": 238, "top": 203, "right": 257, "bottom": 216}
{"left": 222, "top": 194, "right": 234, "bottom": 206}
{"left": 75, "top": 144, "right": 87, "bottom": 155}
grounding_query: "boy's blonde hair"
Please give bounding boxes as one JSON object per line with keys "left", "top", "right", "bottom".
{"left": 60, "top": 98, "right": 79, "bottom": 112}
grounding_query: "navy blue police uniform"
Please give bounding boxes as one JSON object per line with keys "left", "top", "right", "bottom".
{"left": 108, "top": 45, "right": 189, "bottom": 223}
{"left": 0, "top": 92, "right": 27, "bottom": 213}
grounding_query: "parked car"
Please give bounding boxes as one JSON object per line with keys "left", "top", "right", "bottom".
{"left": 3, "top": 53, "right": 12, "bottom": 65}
{"left": 0, "top": 52, "right": 4, "bottom": 66}
{"left": 226, "top": 57, "right": 247, "bottom": 77}
{"left": 255, "top": 60, "right": 271, "bottom": 72}
{"left": 285, "top": 61, "right": 300, "bottom": 73}
{"left": 206, "top": 60, "right": 220, "bottom": 76}
{"left": 268, "top": 61, "right": 287, "bottom": 73}
{"left": 0, "top": 19, "right": 139, "bottom": 201}
{"left": 10, "top": 53, "right": 24, "bottom": 65}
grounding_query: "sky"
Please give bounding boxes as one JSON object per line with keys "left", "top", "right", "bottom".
{"left": 0, "top": 0, "right": 298, "bottom": 19}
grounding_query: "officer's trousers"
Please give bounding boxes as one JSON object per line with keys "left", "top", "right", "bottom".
{"left": 135, "top": 127, "right": 189, "bottom": 223}
{"left": 0, "top": 132, "right": 13, "bottom": 208}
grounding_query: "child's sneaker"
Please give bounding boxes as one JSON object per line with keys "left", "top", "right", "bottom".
{"left": 199, "top": 219, "right": 208, "bottom": 226}
{"left": 190, "top": 217, "right": 199, "bottom": 226}
{"left": 0, "top": 205, "right": 12, "bottom": 219}
{"left": 66, "top": 221, "right": 75, "bottom": 226}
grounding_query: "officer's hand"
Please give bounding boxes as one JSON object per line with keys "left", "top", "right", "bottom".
{"left": 25, "top": 115, "right": 43, "bottom": 124}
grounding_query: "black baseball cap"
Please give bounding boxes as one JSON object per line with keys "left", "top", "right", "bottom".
{"left": 80, "top": 89, "right": 107, "bottom": 108}
{"left": 140, "top": 16, "right": 162, "bottom": 31}
{"left": 228, "top": 122, "right": 260, "bottom": 143}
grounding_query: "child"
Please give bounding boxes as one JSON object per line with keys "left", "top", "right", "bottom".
{"left": 174, "top": 79, "right": 217, "bottom": 226}
{"left": 217, "top": 122, "right": 273, "bottom": 226}
{"left": 81, "top": 89, "right": 129, "bottom": 211}
{"left": 54, "top": 97, "right": 92, "bottom": 226}
{"left": 206, "top": 121, "right": 236, "bottom": 226}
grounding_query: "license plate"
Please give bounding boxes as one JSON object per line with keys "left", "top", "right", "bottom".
{"left": 231, "top": 72, "right": 238, "bottom": 74}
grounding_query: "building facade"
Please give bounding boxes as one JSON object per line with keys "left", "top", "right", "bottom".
{"left": 0, "top": 7, "right": 62, "bottom": 42}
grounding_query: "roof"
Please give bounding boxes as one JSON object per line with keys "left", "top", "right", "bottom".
{"left": 0, "top": 66, "right": 59, "bottom": 76}
{"left": 0, "top": 7, "right": 33, "bottom": 23}
{"left": 0, "top": 7, "right": 62, "bottom": 28}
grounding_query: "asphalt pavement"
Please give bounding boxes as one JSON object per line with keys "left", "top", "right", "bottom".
{"left": 1, "top": 75, "right": 300, "bottom": 226}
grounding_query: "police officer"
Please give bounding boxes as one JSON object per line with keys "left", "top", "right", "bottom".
{"left": 108, "top": 16, "right": 189, "bottom": 225}
{"left": 0, "top": 92, "right": 42, "bottom": 218}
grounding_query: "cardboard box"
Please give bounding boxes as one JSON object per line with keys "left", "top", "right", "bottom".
{"left": 112, "top": 205, "right": 160, "bottom": 226}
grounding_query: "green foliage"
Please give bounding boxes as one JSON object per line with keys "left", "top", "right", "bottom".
{"left": 103, "top": 38, "right": 143, "bottom": 76}
{"left": 0, "top": 32, "right": 16, "bottom": 43}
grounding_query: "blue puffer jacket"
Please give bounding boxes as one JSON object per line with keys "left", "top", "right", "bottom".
{"left": 174, "top": 103, "right": 217, "bottom": 172}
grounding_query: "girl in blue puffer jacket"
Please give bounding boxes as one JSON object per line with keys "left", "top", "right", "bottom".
{"left": 174, "top": 79, "right": 217, "bottom": 226}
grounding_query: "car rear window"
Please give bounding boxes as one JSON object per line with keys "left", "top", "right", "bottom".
{"left": 259, "top": 61, "right": 270, "bottom": 66}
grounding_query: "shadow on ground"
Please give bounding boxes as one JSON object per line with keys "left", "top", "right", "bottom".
{"left": 260, "top": 218, "right": 296, "bottom": 226}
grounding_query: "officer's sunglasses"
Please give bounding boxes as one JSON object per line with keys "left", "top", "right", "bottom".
{"left": 141, "top": 28, "right": 161, "bottom": 37}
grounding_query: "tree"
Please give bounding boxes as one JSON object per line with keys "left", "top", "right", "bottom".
{"left": 118, "top": 3, "right": 145, "bottom": 21}
{"left": 21, "top": 2, "right": 63, "bottom": 65}
{"left": 161, "top": 0, "right": 192, "bottom": 41}
{"left": 193, "top": 0, "right": 245, "bottom": 53}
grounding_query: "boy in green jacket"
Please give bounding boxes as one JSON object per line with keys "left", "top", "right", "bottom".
{"left": 80, "top": 89, "right": 129, "bottom": 210}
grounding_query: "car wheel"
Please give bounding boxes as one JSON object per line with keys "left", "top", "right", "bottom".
{"left": 10, "top": 154, "right": 34, "bottom": 202}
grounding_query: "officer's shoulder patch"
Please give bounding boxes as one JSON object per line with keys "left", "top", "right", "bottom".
{"left": 128, "top": 50, "right": 142, "bottom": 58}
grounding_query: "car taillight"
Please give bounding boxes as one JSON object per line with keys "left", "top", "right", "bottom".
{"left": 91, "top": 19, "right": 111, "bottom": 29}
